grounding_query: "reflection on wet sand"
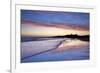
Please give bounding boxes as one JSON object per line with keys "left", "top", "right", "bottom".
{"left": 56, "top": 39, "right": 89, "bottom": 52}
{"left": 21, "top": 38, "right": 89, "bottom": 63}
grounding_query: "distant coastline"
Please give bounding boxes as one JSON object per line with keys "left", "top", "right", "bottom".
{"left": 21, "top": 34, "right": 89, "bottom": 42}
{"left": 54, "top": 34, "right": 89, "bottom": 41}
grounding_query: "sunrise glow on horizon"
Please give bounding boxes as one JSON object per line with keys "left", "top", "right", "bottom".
{"left": 21, "top": 10, "right": 89, "bottom": 37}
{"left": 21, "top": 9, "right": 90, "bottom": 63}
{"left": 21, "top": 22, "right": 89, "bottom": 37}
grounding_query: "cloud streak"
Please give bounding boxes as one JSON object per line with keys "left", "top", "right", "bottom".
{"left": 21, "top": 21, "right": 89, "bottom": 37}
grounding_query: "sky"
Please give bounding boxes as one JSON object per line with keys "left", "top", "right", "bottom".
{"left": 21, "top": 10, "right": 90, "bottom": 37}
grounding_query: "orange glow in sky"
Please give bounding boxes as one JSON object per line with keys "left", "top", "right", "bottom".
{"left": 21, "top": 23, "right": 89, "bottom": 37}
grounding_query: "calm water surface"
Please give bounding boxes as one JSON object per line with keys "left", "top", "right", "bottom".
{"left": 21, "top": 38, "right": 89, "bottom": 63}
